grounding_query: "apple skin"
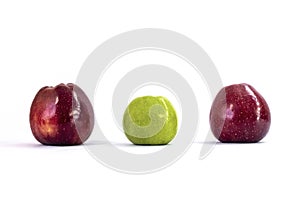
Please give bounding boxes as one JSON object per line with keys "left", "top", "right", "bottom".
{"left": 123, "top": 96, "right": 178, "bottom": 145}
{"left": 209, "top": 83, "right": 271, "bottom": 143}
{"left": 30, "top": 83, "right": 94, "bottom": 145}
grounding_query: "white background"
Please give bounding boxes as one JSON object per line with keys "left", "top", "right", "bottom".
{"left": 0, "top": 0, "right": 299, "bottom": 199}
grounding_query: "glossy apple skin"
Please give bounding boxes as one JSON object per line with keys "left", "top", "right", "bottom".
{"left": 209, "top": 83, "right": 271, "bottom": 143}
{"left": 30, "top": 83, "right": 94, "bottom": 145}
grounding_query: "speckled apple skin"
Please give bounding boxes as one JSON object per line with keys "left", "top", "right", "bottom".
{"left": 209, "top": 83, "right": 271, "bottom": 143}
{"left": 30, "top": 83, "right": 94, "bottom": 145}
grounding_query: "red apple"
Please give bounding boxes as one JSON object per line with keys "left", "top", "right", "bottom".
{"left": 30, "top": 83, "right": 94, "bottom": 145}
{"left": 210, "top": 83, "right": 271, "bottom": 143}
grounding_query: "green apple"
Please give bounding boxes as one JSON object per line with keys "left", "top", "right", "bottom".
{"left": 123, "top": 96, "right": 178, "bottom": 145}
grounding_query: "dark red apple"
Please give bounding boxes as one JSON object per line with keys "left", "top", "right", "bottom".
{"left": 30, "top": 83, "right": 94, "bottom": 145}
{"left": 210, "top": 83, "right": 271, "bottom": 143}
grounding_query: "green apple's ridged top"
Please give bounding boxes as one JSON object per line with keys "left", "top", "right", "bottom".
{"left": 123, "top": 96, "right": 178, "bottom": 145}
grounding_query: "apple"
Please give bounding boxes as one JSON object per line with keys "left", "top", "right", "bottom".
{"left": 209, "top": 83, "right": 271, "bottom": 143}
{"left": 29, "top": 83, "right": 94, "bottom": 145}
{"left": 123, "top": 96, "right": 178, "bottom": 145}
